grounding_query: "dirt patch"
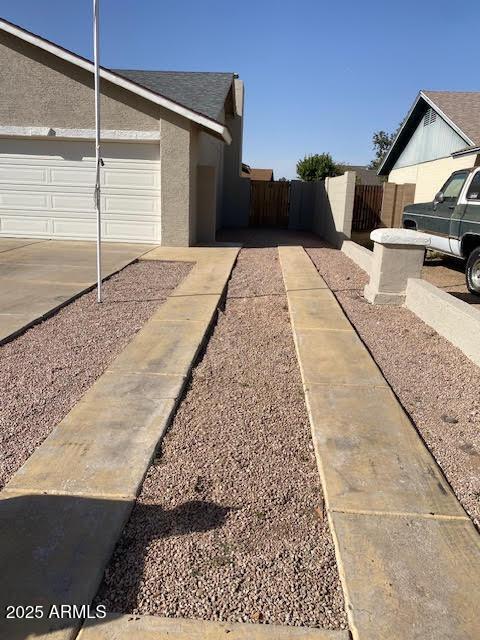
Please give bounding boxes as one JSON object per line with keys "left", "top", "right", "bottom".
{"left": 307, "top": 246, "right": 480, "bottom": 529}
{"left": 0, "top": 260, "right": 192, "bottom": 489}
{"left": 96, "top": 245, "right": 348, "bottom": 630}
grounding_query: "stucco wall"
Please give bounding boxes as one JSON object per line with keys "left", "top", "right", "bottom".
{"left": 221, "top": 108, "right": 250, "bottom": 228}
{"left": 315, "top": 172, "right": 356, "bottom": 245}
{"left": 388, "top": 165, "right": 418, "bottom": 186}
{"left": 389, "top": 154, "right": 478, "bottom": 203}
{"left": 160, "top": 116, "right": 195, "bottom": 247}
{"left": 0, "top": 31, "right": 161, "bottom": 131}
{"left": 196, "top": 165, "right": 217, "bottom": 243}
{"left": 198, "top": 131, "right": 223, "bottom": 228}
{"left": 0, "top": 29, "right": 235, "bottom": 247}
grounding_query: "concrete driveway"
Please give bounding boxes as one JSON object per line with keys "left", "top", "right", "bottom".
{"left": 0, "top": 238, "right": 156, "bottom": 343}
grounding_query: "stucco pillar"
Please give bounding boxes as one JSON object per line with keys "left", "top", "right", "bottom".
{"left": 364, "top": 229, "right": 431, "bottom": 305}
{"left": 196, "top": 165, "right": 217, "bottom": 244}
{"left": 160, "top": 117, "right": 195, "bottom": 247}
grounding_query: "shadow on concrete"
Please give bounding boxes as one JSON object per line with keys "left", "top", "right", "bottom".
{"left": 217, "top": 227, "right": 329, "bottom": 249}
{"left": 0, "top": 493, "right": 229, "bottom": 639}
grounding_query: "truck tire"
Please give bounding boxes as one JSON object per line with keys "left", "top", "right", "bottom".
{"left": 466, "top": 247, "right": 480, "bottom": 295}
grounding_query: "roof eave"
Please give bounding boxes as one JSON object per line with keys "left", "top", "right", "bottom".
{"left": 377, "top": 92, "right": 422, "bottom": 175}
{"left": 0, "top": 17, "right": 231, "bottom": 144}
{"left": 451, "top": 145, "right": 480, "bottom": 158}
{"left": 377, "top": 91, "right": 474, "bottom": 175}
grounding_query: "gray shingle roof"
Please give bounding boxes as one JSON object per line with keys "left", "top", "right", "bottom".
{"left": 422, "top": 91, "right": 480, "bottom": 145}
{"left": 113, "top": 70, "right": 234, "bottom": 122}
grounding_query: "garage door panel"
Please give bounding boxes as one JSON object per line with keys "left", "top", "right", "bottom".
{"left": 0, "top": 191, "right": 49, "bottom": 209}
{"left": 52, "top": 218, "right": 97, "bottom": 237}
{"left": 0, "top": 215, "right": 50, "bottom": 235}
{"left": 50, "top": 166, "right": 95, "bottom": 187}
{"left": 103, "top": 169, "right": 159, "bottom": 189}
{"left": 0, "top": 139, "right": 161, "bottom": 243}
{"left": 104, "top": 195, "right": 159, "bottom": 214}
{"left": 0, "top": 165, "right": 48, "bottom": 185}
{"left": 105, "top": 220, "right": 158, "bottom": 241}
{"left": 51, "top": 193, "right": 93, "bottom": 212}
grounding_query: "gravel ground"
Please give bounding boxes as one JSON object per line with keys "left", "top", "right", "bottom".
{"left": 96, "top": 242, "right": 348, "bottom": 630}
{"left": 0, "top": 260, "right": 191, "bottom": 489}
{"left": 422, "top": 255, "right": 480, "bottom": 305}
{"left": 306, "top": 245, "right": 480, "bottom": 529}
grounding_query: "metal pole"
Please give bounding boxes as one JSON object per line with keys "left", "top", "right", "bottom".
{"left": 93, "top": 0, "right": 102, "bottom": 302}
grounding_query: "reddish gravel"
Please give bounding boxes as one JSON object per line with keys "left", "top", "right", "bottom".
{"left": 306, "top": 246, "right": 480, "bottom": 529}
{"left": 97, "top": 244, "right": 348, "bottom": 630}
{"left": 0, "top": 260, "right": 192, "bottom": 489}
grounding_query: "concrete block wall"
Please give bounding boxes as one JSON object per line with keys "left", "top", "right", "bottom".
{"left": 309, "top": 172, "right": 356, "bottom": 246}
{"left": 406, "top": 278, "right": 480, "bottom": 368}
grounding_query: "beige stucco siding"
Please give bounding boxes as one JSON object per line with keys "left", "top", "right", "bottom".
{"left": 0, "top": 29, "right": 236, "bottom": 247}
{"left": 0, "top": 30, "right": 160, "bottom": 130}
{"left": 388, "top": 165, "right": 418, "bottom": 186}
{"left": 389, "top": 154, "right": 479, "bottom": 203}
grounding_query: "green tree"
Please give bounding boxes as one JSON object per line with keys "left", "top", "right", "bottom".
{"left": 296, "top": 153, "right": 341, "bottom": 182}
{"left": 368, "top": 123, "right": 402, "bottom": 170}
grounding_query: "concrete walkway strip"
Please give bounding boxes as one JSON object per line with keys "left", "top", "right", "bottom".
{"left": 278, "top": 245, "right": 480, "bottom": 640}
{"left": 0, "top": 245, "right": 239, "bottom": 640}
{"left": 0, "top": 238, "right": 157, "bottom": 345}
{"left": 79, "top": 613, "right": 350, "bottom": 639}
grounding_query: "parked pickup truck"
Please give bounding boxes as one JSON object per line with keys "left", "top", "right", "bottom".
{"left": 402, "top": 166, "right": 480, "bottom": 294}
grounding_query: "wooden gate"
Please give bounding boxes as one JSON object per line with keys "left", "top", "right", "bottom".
{"left": 249, "top": 180, "right": 290, "bottom": 227}
{"left": 352, "top": 184, "right": 383, "bottom": 231}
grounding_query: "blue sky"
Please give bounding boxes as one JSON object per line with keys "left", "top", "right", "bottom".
{"left": 2, "top": 0, "right": 479, "bottom": 178}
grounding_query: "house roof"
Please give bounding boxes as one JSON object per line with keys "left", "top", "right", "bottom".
{"left": 422, "top": 91, "right": 480, "bottom": 146}
{"left": 249, "top": 168, "right": 274, "bottom": 181}
{"left": 378, "top": 90, "right": 480, "bottom": 175}
{"left": 0, "top": 17, "right": 232, "bottom": 143}
{"left": 114, "top": 70, "right": 233, "bottom": 122}
{"left": 341, "top": 165, "right": 382, "bottom": 185}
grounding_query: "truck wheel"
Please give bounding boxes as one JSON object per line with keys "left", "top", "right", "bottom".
{"left": 466, "top": 247, "right": 480, "bottom": 295}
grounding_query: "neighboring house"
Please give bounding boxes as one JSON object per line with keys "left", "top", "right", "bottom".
{"left": 241, "top": 164, "right": 274, "bottom": 181}
{"left": 0, "top": 18, "right": 246, "bottom": 245}
{"left": 378, "top": 91, "right": 480, "bottom": 203}
{"left": 249, "top": 168, "right": 274, "bottom": 181}
{"left": 341, "top": 165, "right": 382, "bottom": 185}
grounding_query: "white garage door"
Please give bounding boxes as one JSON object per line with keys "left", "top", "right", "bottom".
{"left": 0, "top": 138, "right": 161, "bottom": 243}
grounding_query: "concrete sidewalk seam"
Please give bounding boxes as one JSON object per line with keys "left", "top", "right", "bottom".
{"left": 279, "top": 245, "right": 480, "bottom": 640}
{"left": 328, "top": 507, "right": 470, "bottom": 521}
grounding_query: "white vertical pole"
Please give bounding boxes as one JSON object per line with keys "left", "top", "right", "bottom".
{"left": 93, "top": 0, "right": 102, "bottom": 302}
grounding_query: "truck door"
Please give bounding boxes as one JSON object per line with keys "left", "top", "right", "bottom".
{"left": 433, "top": 170, "right": 470, "bottom": 239}
{"left": 452, "top": 169, "right": 480, "bottom": 255}
{"left": 429, "top": 170, "right": 470, "bottom": 252}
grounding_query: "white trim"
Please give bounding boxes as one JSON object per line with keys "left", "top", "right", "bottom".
{"left": 0, "top": 18, "right": 232, "bottom": 144}
{"left": 451, "top": 146, "right": 480, "bottom": 158}
{"left": 378, "top": 91, "right": 474, "bottom": 175}
{"left": 0, "top": 125, "right": 161, "bottom": 142}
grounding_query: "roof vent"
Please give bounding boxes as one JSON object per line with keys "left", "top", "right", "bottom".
{"left": 423, "top": 108, "right": 437, "bottom": 127}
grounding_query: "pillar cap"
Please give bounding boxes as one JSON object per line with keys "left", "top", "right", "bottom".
{"left": 370, "top": 228, "right": 431, "bottom": 246}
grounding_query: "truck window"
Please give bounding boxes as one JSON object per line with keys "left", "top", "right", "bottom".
{"left": 441, "top": 171, "right": 469, "bottom": 201}
{"left": 466, "top": 172, "right": 480, "bottom": 201}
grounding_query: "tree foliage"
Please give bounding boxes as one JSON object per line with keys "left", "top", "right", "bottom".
{"left": 296, "top": 153, "right": 341, "bottom": 182}
{"left": 368, "top": 123, "right": 402, "bottom": 170}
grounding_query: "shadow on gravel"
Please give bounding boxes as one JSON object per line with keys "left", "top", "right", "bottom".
{"left": 217, "top": 228, "right": 328, "bottom": 249}
{"left": 96, "top": 499, "right": 232, "bottom": 613}
{"left": 0, "top": 493, "right": 229, "bottom": 640}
